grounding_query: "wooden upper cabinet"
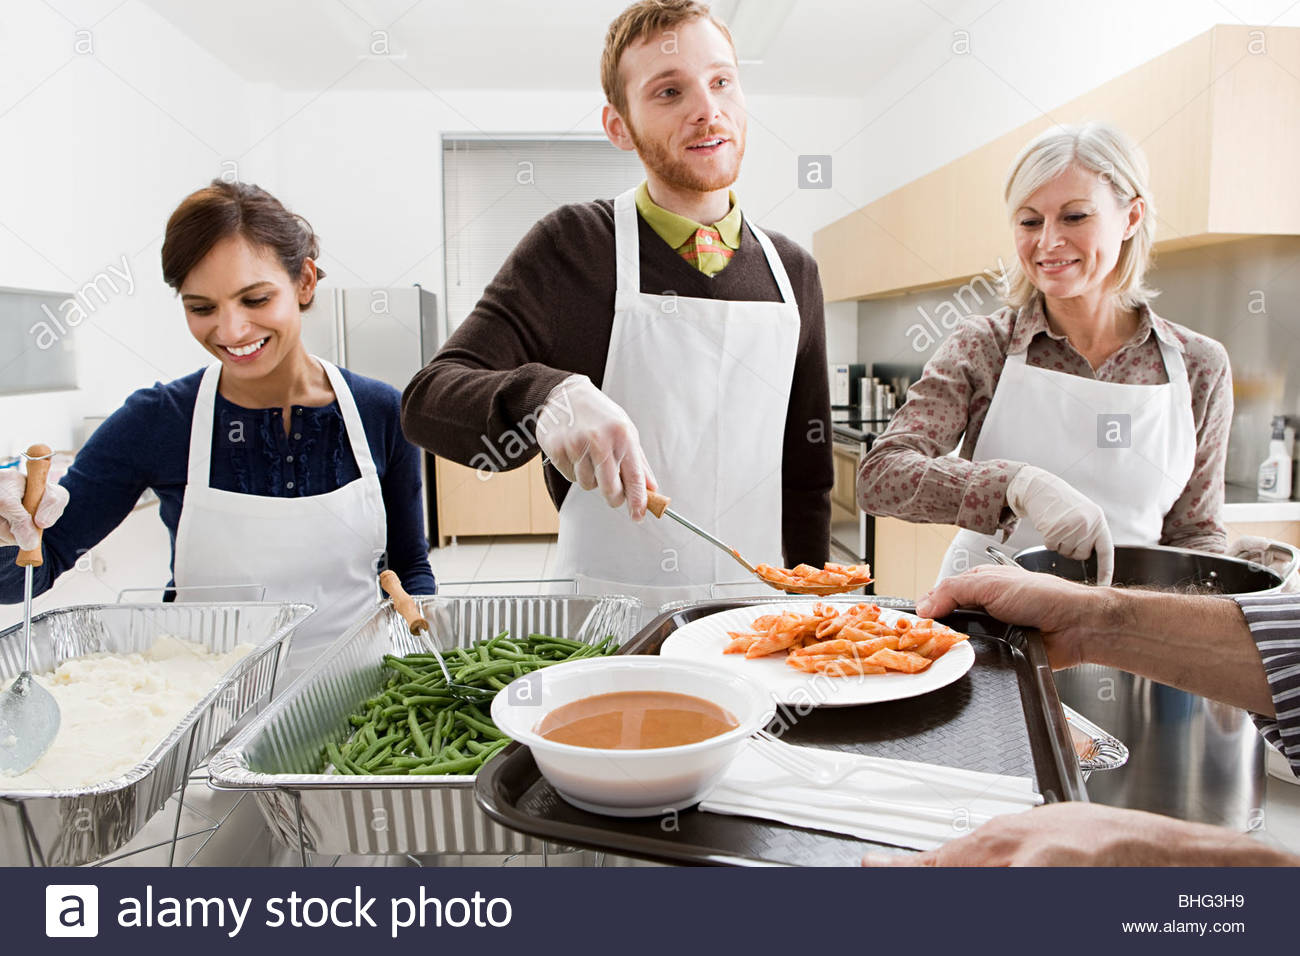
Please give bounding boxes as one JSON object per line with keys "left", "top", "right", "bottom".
{"left": 815, "top": 25, "right": 1300, "bottom": 302}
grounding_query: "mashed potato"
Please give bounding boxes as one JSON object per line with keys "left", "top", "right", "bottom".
{"left": 0, "top": 636, "right": 254, "bottom": 791}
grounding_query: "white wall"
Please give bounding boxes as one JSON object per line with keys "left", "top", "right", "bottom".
{"left": 8, "top": 0, "right": 1295, "bottom": 461}
{"left": 0, "top": 1, "right": 262, "bottom": 456}
{"left": 0, "top": 2, "right": 868, "bottom": 457}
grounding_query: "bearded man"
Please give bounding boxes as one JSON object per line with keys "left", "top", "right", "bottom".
{"left": 401, "top": 0, "right": 832, "bottom": 603}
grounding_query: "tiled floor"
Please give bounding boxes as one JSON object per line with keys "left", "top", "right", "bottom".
{"left": 429, "top": 534, "right": 556, "bottom": 594}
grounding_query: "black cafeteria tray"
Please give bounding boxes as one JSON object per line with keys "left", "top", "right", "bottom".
{"left": 474, "top": 599, "right": 1085, "bottom": 866}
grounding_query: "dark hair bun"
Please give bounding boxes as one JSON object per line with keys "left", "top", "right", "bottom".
{"left": 161, "top": 180, "right": 325, "bottom": 310}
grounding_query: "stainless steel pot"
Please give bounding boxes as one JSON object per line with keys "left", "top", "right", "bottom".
{"left": 1001, "top": 542, "right": 1298, "bottom": 830}
{"left": 1007, "top": 543, "right": 1298, "bottom": 594}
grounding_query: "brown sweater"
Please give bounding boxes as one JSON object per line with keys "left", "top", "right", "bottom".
{"left": 401, "top": 198, "right": 832, "bottom": 566}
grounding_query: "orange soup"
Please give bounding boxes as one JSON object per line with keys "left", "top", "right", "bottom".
{"left": 537, "top": 691, "right": 739, "bottom": 750}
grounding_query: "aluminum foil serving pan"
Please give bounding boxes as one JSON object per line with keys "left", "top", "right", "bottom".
{"left": 1063, "top": 704, "right": 1129, "bottom": 776}
{"left": 0, "top": 601, "right": 313, "bottom": 866}
{"left": 208, "top": 593, "right": 642, "bottom": 859}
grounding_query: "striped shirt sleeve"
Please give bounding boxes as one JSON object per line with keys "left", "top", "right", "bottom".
{"left": 1234, "top": 593, "right": 1300, "bottom": 778}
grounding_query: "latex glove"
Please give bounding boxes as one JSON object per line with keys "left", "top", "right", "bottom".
{"left": 535, "top": 374, "right": 658, "bottom": 520}
{"left": 0, "top": 469, "right": 69, "bottom": 551}
{"left": 1230, "top": 535, "right": 1300, "bottom": 593}
{"left": 1006, "top": 465, "right": 1114, "bottom": 586}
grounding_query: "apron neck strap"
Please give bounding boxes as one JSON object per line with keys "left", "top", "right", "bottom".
{"left": 613, "top": 188, "right": 641, "bottom": 295}
{"left": 1154, "top": 333, "right": 1188, "bottom": 384}
{"left": 746, "top": 223, "right": 797, "bottom": 306}
{"left": 187, "top": 363, "right": 222, "bottom": 488}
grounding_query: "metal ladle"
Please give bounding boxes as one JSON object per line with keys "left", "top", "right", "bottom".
{"left": 645, "top": 490, "right": 866, "bottom": 597}
{"left": 379, "top": 570, "right": 493, "bottom": 703}
{"left": 0, "top": 444, "right": 62, "bottom": 775}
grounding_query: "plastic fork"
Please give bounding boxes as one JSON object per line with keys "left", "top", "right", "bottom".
{"left": 751, "top": 729, "right": 1036, "bottom": 806}
{"left": 747, "top": 732, "right": 970, "bottom": 824}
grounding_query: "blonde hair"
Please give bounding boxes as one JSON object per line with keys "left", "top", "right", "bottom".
{"left": 1002, "top": 122, "right": 1156, "bottom": 311}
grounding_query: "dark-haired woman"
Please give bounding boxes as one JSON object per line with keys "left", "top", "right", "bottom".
{"left": 0, "top": 181, "right": 434, "bottom": 676}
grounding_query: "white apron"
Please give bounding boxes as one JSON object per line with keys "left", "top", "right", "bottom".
{"left": 173, "top": 357, "right": 388, "bottom": 680}
{"left": 937, "top": 331, "right": 1197, "bottom": 581}
{"left": 552, "top": 187, "right": 801, "bottom": 610}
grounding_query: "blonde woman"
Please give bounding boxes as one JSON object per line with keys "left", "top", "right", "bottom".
{"left": 857, "top": 122, "right": 1231, "bottom": 584}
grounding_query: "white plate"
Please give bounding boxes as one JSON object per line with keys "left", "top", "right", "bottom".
{"left": 659, "top": 602, "right": 976, "bottom": 708}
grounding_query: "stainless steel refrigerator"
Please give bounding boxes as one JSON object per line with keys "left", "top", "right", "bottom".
{"left": 299, "top": 285, "right": 442, "bottom": 540}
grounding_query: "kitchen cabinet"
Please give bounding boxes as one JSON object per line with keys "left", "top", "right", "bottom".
{"left": 830, "top": 445, "right": 858, "bottom": 515}
{"left": 815, "top": 25, "right": 1300, "bottom": 301}
{"left": 434, "top": 455, "right": 558, "bottom": 543}
{"left": 870, "top": 517, "right": 1300, "bottom": 601}
{"left": 872, "top": 517, "right": 959, "bottom": 600}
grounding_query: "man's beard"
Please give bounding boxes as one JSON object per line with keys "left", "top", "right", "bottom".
{"left": 627, "top": 120, "right": 746, "bottom": 193}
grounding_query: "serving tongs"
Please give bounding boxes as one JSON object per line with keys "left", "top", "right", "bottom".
{"left": 0, "top": 444, "right": 62, "bottom": 775}
{"left": 644, "top": 491, "right": 864, "bottom": 597}
{"left": 379, "top": 571, "right": 494, "bottom": 703}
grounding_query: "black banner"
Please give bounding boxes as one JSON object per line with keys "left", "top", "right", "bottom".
{"left": 11, "top": 866, "right": 1294, "bottom": 954}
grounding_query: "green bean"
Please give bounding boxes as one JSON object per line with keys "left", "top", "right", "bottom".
{"left": 408, "top": 711, "right": 432, "bottom": 759}
{"left": 455, "top": 710, "right": 504, "bottom": 740}
{"left": 382, "top": 657, "right": 425, "bottom": 681}
{"left": 535, "top": 633, "right": 587, "bottom": 647}
{"left": 456, "top": 660, "right": 518, "bottom": 683}
{"left": 361, "top": 745, "right": 393, "bottom": 771}
{"left": 402, "top": 694, "right": 453, "bottom": 707}
{"left": 479, "top": 739, "right": 511, "bottom": 763}
{"left": 327, "top": 741, "right": 366, "bottom": 775}
{"left": 397, "top": 678, "right": 445, "bottom": 694}
{"left": 406, "top": 755, "right": 484, "bottom": 775}
{"left": 354, "top": 735, "right": 389, "bottom": 766}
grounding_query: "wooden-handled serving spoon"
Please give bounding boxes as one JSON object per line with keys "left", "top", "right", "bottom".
{"left": 644, "top": 490, "right": 865, "bottom": 597}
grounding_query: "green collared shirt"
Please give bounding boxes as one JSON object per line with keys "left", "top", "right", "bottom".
{"left": 634, "top": 181, "right": 743, "bottom": 276}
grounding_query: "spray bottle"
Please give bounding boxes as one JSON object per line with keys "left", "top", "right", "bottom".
{"left": 1258, "top": 415, "right": 1293, "bottom": 501}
